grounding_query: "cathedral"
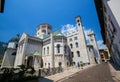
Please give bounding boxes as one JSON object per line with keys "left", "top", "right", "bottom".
{"left": 1, "top": 16, "right": 101, "bottom": 69}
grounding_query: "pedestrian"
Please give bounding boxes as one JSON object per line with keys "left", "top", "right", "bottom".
{"left": 80, "top": 61, "right": 83, "bottom": 69}
{"left": 77, "top": 62, "right": 80, "bottom": 69}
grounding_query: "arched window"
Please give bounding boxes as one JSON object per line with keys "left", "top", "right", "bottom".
{"left": 44, "top": 48, "right": 45, "bottom": 55}
{"left": 45, "top": 63, "right": 46, "bottom": 67}
{"left": 42, "top": 30, "right": 46, "bottom": 34}
{"left": 57, "top": 44, "right": 60, "bottom": 53}
{"left": 64, "top": 45, "right": 67, "bottom": 54}
{"left": 89, "top": 48, "right": 91, "bottom": 52}
{"left": 11, "top": 52, "right": 16, "bottom": 66}
{"left": 73, "top": 62, "right": 75, "bottom": 65}
{"left": 27, "top": 56, "right": 33, "bottom": 67}
{"left": 91, "top": 38, "right": 93, "bottom": 41}
{"left": 48, "top": 63, "right": 50, "bottom": 68}
{"left": 77, "top": 19, "right": 80, "bottom": 23}
{"left": 16, "top": 44, "right": 18, "bottom": 48}
{"left": 58, "top": 62, "right": 62, "bottom": 66}
{"left": 47, "top": 47, "right": 49, "bottom": 54}
{"left": 77, "top": 51, "right": 80, "bottom": 57}
{"left": 75, "top": 42, "right": 78, "bottom": 48}
{"left": 70, "top": 44, "right": 73, "bottom": 49}
{"left": 69, "top": 38, "right": 72, "bottom": 41}
{"left": 74, "top": 36, "right": 78, "bottom": 40}
{"left": 11, "top": 52, "right": 16, "bottom": 56}
{"left": 48, "top": 32, "right": 50, "bottom": 35}
{"left": 78, "top": 23, "right": 80, "bottom": 26}
{"left": 71, "top": 52, "right": 74, "bottom": 58}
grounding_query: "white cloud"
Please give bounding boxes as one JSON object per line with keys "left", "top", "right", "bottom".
{"left": 61, "top": 24, "right": 94, "bottom": 40}
{"left": 97, "top": 40, "right": 107, "bottom": 49}
{"left": 61, "top": 24, "right": 106, "bottom": 50}
{"left": 61, "top": 24, "right": 77, "bottom": 35}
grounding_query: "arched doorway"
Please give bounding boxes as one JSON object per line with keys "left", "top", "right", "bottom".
{"left": 58, "top": 62, "right": 62, "bottom": 72}
{"left": 33, "top": 51, "right": 43, "bottom": 68}
{"left": 27, "top": 56, "right": 33, "bottom": 67}
{"left": 58, "top": 62, "right": 62, "bottom": 66}
{"left": 11, "top": 52, "right": 16, "bottom": 66}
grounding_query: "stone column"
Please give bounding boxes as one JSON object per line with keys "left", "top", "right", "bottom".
{"left": 51, "top": 34, "right": 54, "bottom": 67}
{"left": 62, "top": 37, "right": 65, "bottom": 67}
{"left": 21, "top": 38, "right": 28, "bottom": 65}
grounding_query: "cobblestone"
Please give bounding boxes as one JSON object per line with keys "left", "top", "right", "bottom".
{"left": 59, "top": 63, "right": 115, "bottom": 82}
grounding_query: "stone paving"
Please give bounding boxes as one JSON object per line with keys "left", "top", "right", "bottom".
{"left": 38, "top": 63, "right": 120, "bottom": 82}
{"left": 39, "top": 64, "right": 96, "bottom": 82}
{"left": 59, "top": 63, "right": 115, "bottom": 82}
{"left": 108, "top": 63, "right": 120, "bottom": 82}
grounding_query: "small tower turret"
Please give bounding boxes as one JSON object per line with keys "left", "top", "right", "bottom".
{"left": 75, "top": 16, "right": 89, "bottom": 64}
{"left": 36, "top": 23, "right": 52, "bottom": 38}
{"left": 76, "top": 16, "right": 82, "bottom": 27}
{"left": 8, "top": 37, "right": 19, "bottom": 49}
{"left": 88, "top": 31, "right": 101, "bottom": 64}
{"left": 1, "top": 35, "right": 20, "bottom": 68}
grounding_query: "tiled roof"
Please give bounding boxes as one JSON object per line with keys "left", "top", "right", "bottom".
{"left": 53, "top": 30, "right": 64, "bottom": 36}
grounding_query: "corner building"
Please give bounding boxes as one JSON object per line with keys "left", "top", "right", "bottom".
{"left": 66, "top": 16, "right": 89, "bottom": 66}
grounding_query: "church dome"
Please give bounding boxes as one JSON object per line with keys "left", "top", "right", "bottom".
{"left": 8, "top": 37, "right": 20, "bottom": 42}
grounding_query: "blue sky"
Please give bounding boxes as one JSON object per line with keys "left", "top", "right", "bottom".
{"left": 0, "top": 0, "right": 102, "bottom": 43}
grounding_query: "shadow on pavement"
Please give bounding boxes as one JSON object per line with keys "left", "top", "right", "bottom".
{"left": 38, "top": 77, "right": 53, "bottom": 82}
{"left": 109, "top": 62, "right": 120, "bottom": 71}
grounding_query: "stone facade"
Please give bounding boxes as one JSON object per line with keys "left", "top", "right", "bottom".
{"left": 87, "top": 45, "right": 97, "bottom": 64}
{"left": 65, "top": 16, "right": 89, "bottom": 66}
{"left": 1, "top": 16, "right": 98, "bottom": 69}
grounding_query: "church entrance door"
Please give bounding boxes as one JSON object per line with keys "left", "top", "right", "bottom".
{"left": 27, "top": 56, "right": 33, "bottom": 67}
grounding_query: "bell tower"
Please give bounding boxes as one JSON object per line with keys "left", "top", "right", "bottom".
{"left": 76, "top": 16, "right": 89, "bottom": 64}
{"left": 76, "top": 16, "right": 82, "bottom": 27}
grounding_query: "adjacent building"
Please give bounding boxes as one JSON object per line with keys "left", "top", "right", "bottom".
{"left": 94, "top": 0, "right": 120, "bottom": 66}
{"left": 99, "top": 49, "right": 110, "bottom": 62}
